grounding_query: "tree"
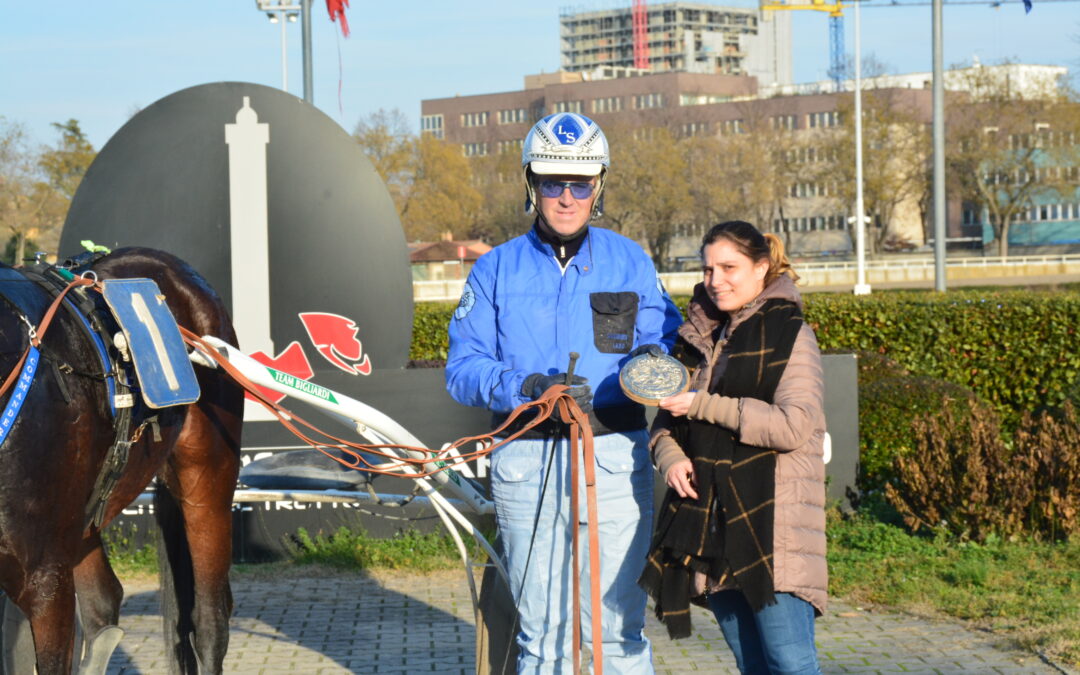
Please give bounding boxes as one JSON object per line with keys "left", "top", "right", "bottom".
{"left": 947, "top": 64, "right": 1080, "bottom": 257}
{"left": 39, "top": 120, "right": 95, "bottom": 202}
{"left": 397, "top": 134, "right": 482, "bottom": 242}
{"left": 465, "top": 150, "right": 526, "bottom": 245}
{"left": 0, "top": 118, "right": 94, "bottom": 264}
{"left": 827, "top": 89, "right": 930, "bottom": 254}
{"left": 353, "top": 108, "right": 413, "bottom": 209}
{"left": 352, "top": 111, "right": 483, "bottom": 243}
{"left": 602, "top": 125, "right": 691, "bottom": 269}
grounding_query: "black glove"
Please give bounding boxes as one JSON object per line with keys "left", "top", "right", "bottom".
{"left": 521, "top": 372, "right": 593, "bottom": 414}
{"left": 629, "top": 343, "right": 663, "bottom": 359}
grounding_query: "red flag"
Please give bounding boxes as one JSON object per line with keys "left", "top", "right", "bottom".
{"left": 326, "top": 0, "right": 350, "bottom": 37}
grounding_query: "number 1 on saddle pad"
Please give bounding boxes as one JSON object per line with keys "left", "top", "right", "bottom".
{"left": 101, "top": 279, "right": 201, "bottom": 409}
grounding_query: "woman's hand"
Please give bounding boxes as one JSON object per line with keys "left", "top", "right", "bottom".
{"left": 658, "top": 391, "right": 695, "bottom": 417}
{"left": 665, "top": 459, "right": 699, "bottom": 500}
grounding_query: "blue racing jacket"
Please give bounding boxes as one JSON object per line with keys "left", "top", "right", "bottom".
{"left": 446, "top": 225, "right": 683, "bottom": 421}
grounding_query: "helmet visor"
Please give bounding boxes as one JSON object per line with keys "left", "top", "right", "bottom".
{"left": 528, "top": 160, "right": 605, "bottom": 176}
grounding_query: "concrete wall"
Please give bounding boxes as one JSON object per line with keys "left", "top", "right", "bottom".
{"left": 417, "top": 254, "right": 1080, "bottom": 301}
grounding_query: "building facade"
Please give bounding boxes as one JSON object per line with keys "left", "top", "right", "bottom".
{"left": 420, "top": 63, "right": 1076, "bottom": 262}
{"left": 559, "top": 2, "right": 792, "bottom": 87}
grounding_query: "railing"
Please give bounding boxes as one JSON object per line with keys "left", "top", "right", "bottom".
{"left": 413, "top": 254, "right": 1080, "bottom": 302}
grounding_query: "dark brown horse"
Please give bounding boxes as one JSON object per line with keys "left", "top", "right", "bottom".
{"left": 0, "top": 247, "right": 243, "bottom": 674}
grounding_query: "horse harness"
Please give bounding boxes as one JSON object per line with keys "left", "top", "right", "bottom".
{"left": 0, "top": 253, "right": 159, "bottom": 531}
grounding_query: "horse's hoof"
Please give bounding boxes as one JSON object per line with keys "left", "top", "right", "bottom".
{"left": 76, "top": 625, "right": 123, "bottom": 675}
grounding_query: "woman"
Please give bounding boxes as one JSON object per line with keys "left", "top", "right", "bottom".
{"left": 640, "top": 220, "right": 827, "bottom": 675}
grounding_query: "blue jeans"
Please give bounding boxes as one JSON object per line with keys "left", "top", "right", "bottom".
{"left": 707, "top": 591, "right": 821, "bottom": 675}
{"left": 490, "top": 429, "right": 655, "bottom": 674}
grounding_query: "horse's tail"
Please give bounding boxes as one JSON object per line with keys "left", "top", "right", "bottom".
{"left": 154, "top": 486, "right": 200, "bottom": 673}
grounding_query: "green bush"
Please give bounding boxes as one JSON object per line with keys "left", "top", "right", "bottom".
{"left": 418, "top": 290, "right": 1080, "bottom": 426}
{"left": 410, "top": 302, "right": 455, "bottom": 362}
{"left": 849, "top": 349, "right": 909, "bottom": 385}
{"left": 805, "top": 289, "right": 1080, "bottom": 428}
{"left": 858, "top": 375, "right": 984, "bottom": 496}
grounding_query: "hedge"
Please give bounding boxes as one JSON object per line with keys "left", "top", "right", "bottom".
{"left": 413, "top": 288, "right": 1080, "bottom": 428}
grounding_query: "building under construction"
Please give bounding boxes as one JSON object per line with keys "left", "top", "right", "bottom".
{"left": 559, "top": 1, "right": 793, "bottom": 87}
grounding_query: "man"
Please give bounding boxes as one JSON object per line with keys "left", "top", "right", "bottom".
{"left": 446, "top": 112, "right": 682, "bottom": 674}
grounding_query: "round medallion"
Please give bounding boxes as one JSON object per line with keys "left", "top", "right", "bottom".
{"left": 619, "top": 352, "right": 690, "bottom": 406}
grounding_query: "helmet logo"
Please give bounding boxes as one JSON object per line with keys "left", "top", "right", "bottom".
{"left": 554, "top": 116, "right": 585, "bottom": 145}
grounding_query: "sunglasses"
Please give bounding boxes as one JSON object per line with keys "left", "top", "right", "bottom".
{"left": 537, "top": 180, "right": 595, "bottom": 200}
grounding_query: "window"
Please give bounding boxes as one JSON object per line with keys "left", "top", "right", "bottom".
{"left": 552, "top": 100, "right": 583, "bottom": 114}
{"left": 461, "top": 112, "right": 489, "bottom": 128}
{"left": 770, "top": 114, "right": 797, "bottom": 131}
{"left": 463, "top": 142, "right": 488, "bottom": 157}
{"left": 807, "top": 111, "right": 839, "bottom": 129}
{"left": 592, "top": 96, "right": 623, "bottom": 114}
{"left": 681, "top": 122, "right": 710, "bottom": 137}
{"left": 497, "top": 109, "right": 528, "bottom": 125}
{"left": 421, "top": 114, "right": 444, "bottom": 139}
{"left": 633, "top": 93, "right": 664, "bottom": 109}
{"left": 680, "top": 93, "right": 731, "bottom": 106}
{"left": 496, "top": 139, "right": 523, "bottom": 154}
{"left": 720, "top": 119, "right": 744, "bottom": 135}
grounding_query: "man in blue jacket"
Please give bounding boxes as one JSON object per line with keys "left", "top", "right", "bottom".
{"left": 447, "top": 112, "right": 682, "bottom": 674}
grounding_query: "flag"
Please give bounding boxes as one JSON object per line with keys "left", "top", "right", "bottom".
{"left": 326, "top": 0, "right": 350, "bottom": 37}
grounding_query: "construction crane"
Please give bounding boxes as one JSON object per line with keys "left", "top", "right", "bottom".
{"left": 760, "top": 0, "right": 1079, "bottom": 94}
{"left": 633, "top": 0, "right": 649, "bottom": 69}
{"left": 760, "top": 0, "right": 847, "bottom": 92}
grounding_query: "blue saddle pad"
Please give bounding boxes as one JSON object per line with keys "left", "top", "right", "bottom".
{"left": 101, "top": 278, "right": 201, "bottom": 409}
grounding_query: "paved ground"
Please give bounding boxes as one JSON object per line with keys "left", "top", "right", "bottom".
{"left": 104, "top": 569, "right": 1073, "bottom": 675}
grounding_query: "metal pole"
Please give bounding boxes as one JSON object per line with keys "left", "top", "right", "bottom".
{"left": 932, "top": 0, "right": 947, "bottom": 290}
{"left": 853, "top": 0, "right": 871, "bottom": 295}
{"left": 280, "top": 11, "right": 288, "bottom": 92}
{"left": 302, "top": 0, "right": 313, "bottom": 103}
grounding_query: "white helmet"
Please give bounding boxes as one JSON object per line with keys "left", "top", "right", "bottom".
{"left": 522, "top": 112, "right": 610, "bottom": 216}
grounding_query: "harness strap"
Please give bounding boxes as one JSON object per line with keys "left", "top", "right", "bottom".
{"left": 0, "top": 277, "right": 96, "bottom": 402}
{"left": 0, "top": 347, "right": 40, "bottom": 447}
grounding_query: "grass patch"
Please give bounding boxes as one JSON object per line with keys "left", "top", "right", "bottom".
{"left": 827, "top": 510, "right": 1080, "bottom": 667}
{"left": 286, "top": 526, "right": 492, "bottom": 572}
{"left": 101, "top": 524, "right": 158, "bottom": 580}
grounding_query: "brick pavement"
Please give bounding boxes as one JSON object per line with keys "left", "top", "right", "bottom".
{"left": 106, "top": 569, "right": 1069, "bottom": 675}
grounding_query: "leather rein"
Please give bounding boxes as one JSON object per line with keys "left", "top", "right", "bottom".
{"left": 180, "top": 328, "right": 606, "bottom": 674}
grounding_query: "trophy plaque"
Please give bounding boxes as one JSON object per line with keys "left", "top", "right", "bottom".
{"left": 619, "top": 352, "right": 690, "bottom": 406}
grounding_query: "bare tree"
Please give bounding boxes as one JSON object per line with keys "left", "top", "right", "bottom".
{"left": 465, "top": 150, "right": 527, "bottom": 245}
{"left": 602, "top": 125, "right": 691, "bottom": 269}
{"left": 947, "top": 64, "right": 1080, "bottom": 256}
{"left": 827, "top": 89, "right": 930, "bottom": 254}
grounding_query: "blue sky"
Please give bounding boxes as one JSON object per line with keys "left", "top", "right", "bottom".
{"left": 3, "top": 1, "right": 1078, "bottom": 150}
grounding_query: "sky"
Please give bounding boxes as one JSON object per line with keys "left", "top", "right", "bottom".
{"left": 3, "top": 0, "right": 1078, "bottom": 151}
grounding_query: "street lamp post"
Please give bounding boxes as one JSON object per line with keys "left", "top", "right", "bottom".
{"left": 254, "top": 0, "right": 303, "bottom": 96}
{"left": 853, "top": 0, "right": 872, "bottom": 295}
{"left": 932, "top": 0, "right": 947, "bottom": 290}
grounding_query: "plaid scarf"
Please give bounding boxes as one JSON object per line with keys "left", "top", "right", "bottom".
{"left": 640, "top": 297, "right": 804, "bottom": 639}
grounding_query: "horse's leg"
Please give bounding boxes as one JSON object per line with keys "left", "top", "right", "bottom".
{"left": 154, "top": 486, "right": 199, "bottom": 675}
{"left": 20, "top": 567, "right": 77, "bottom": 675}
{"left": 72, "top": 540, "right": 125, "bottom": 673}
{"left": 157, "top": 405, "right": 241, "bottom": 675}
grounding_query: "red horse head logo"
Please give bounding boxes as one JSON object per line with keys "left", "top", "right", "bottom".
{"left": 298, "top": 312, "right": 372, "bottom": 375}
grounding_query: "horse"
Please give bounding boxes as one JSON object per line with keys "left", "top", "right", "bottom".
{"left": 0, "top": 247, "right": 244, "bottom": 674}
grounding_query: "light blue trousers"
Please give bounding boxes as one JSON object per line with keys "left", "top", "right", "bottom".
{"left": 490, "top": 429, "right": 655, "bottom": 675}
